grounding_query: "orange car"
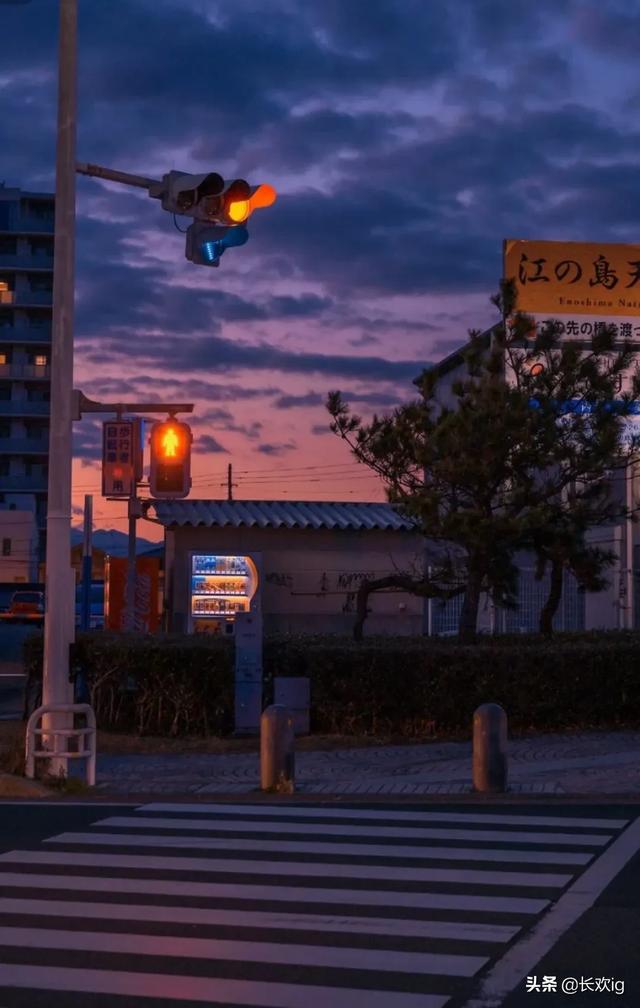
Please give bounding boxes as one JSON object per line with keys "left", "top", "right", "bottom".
{"left": 8, "top": 591, "right": 44, "bottom": 622}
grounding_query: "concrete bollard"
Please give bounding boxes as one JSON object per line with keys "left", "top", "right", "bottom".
{"left": 473, "top": 703, "right": 508, "bottom": 793}
{"left": 260, "top": 704, "right": 295, "bottom": 792}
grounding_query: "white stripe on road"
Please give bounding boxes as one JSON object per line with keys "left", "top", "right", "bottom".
{"left": 79, "top": 827, "right": 592, "bottom": 866}
{"left": 140, "top": 803, "right": 629, "bottom": 830}
{"left": 0, "top": 963, "right": 448, "bottom": 1008}
{"left": 0, "top": 896, "right": 521, "bottom": 943}
{"left": 462, "top": 815, "right": 640, "bottom": 1007}
{"left": 99, "top": 815, "right": 611, "bottom": 847}
{"left": 0, "top": 864, "right": 549, "bottom": 914}
{"left": 43, "top": 834, "right": 572, "bottom": 887}
{"left": 0, "top": 925, "right": 488, "bottom": 977}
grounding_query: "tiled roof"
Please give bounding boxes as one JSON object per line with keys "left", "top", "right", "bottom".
{"left": 152, "top": 499, "right": 415, "bottom": 531}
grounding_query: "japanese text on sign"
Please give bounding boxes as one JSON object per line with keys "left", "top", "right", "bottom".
{"left": 504, "top": 239, "right": 640, "bottom": 317}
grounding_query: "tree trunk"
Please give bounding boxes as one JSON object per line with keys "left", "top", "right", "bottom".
{"left": 354, "top": 580, "right": 372, "bottom": 642}
{"left": 353, "top": 575, "right": 465, "bottom": 642}
{"left": 458, "top": 569, "right": 483, "bottom": 643}
{"left": 539, "top": 555, "right": 563, "bottom": 636}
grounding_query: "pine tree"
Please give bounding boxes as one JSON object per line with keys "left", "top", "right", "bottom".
{"left": 327, "top": 282, "right": 639, "bottom": 642}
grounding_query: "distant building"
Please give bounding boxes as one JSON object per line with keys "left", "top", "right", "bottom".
{"left": 0, "top": 184, "right": 54, "bottom": 563}
{"left": 0, "top": 506, "right": 38, "bottom": 582}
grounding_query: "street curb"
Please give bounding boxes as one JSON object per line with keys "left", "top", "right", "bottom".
{"left": 80, "top": 789, "right": 640, "bottom": 805}
{"left": 0, "top": 773, "right": 55, "bottom": 798}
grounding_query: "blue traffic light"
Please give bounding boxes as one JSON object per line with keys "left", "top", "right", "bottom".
{"left": 186, "top": 222, "right": 249, "bottom": 267}
{"left": 201, "top": 225, "right": 249, "bottom": 264}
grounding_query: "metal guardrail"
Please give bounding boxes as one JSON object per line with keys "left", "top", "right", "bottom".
{"left": 25, "top": 703, "right": 96, "bottom": 786}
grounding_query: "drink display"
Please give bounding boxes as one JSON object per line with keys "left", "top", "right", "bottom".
{"left": 190, "top": 554, "right": 257, "bottom": 626}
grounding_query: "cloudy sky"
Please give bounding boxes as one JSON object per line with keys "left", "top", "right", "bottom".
{"left": 2, "top": 0, "right": 639, "bottom": 537}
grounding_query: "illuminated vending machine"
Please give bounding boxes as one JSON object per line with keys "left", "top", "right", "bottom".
{"left": 190, "top": 554, "right": 258, "bottom": 635}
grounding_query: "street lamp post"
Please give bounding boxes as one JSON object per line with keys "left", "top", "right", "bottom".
{"left": 42, "top": 0, "right": 78, "bottom": 773}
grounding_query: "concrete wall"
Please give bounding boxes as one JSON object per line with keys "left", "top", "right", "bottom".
{"left": 166, "top": 525, "right": 425, "bottom": 636}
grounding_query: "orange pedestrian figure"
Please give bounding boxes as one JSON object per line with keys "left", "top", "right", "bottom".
{"left": 162, "top": 426, "right": 180, "bottom": 457}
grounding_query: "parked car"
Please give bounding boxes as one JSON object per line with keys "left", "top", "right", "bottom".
{"left": 8, "top": 590, "right": 44, "bottom": 623}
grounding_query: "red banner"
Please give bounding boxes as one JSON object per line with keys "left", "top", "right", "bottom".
{"left": 105, "top": 556, "right": 160, "bottom": 632}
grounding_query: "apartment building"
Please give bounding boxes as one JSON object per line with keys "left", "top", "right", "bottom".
{"left": 0, "top": 184, "right": 54, "bottom": 566}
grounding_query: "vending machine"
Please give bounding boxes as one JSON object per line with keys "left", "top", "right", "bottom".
{"left": 189, "top": 553, "right": 259, "bottom": 634}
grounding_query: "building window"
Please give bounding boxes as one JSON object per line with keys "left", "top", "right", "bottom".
{"left": 34, "top": 354, "right": 47, "bottom": 367}
{"left": 2, "top": 539, "right": 11, "bottom": 557}
{"left": 29, "top": 276, "right": 53, "bottom": 293}
{"left": 0, "top": 422, "right": 10, "bottom": 438}
{"left": 0, "top": 353, "right": 6, "bottom": 365}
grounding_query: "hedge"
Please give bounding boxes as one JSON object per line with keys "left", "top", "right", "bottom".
{"left": 23, "top": 630, "right": 640, "bottom": 737}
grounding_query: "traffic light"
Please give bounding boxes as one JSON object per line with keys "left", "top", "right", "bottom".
{"left": 149, "top": 419, "right": 192, "bottom": 499}
{"left": 185, "top": 222, "right": 249, "bottom": 267}
{"left": 217, "top": 180, "right": 277, "bottom": 225}
{"left": 158, "top": 171, "right": 225, "bottom": 218}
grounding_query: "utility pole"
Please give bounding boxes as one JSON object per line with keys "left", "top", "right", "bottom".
{"left": 42, "top": 0, "right": 77, "bottom": 773}
{"left": 79, "top": 494, "right": 92, "bottom": 632}
{"left": 225, "top": 462, "right": 237, "bottom": 502}
{"left": 124, "top": 419, "right": 142, "bottom": 633}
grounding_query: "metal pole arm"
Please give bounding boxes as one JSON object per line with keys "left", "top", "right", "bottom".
{"left": 76, "top": 161, "right": 160, "bottom": 192}
{"left": 72, "top": 390, "right": 193, "bottom": 420}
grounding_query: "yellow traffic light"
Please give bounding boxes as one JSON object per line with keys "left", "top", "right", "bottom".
{"left": 226, "top": 183, "right": 277, "bottom": 224}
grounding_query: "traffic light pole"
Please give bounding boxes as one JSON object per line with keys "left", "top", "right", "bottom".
{"left": 76, "top": 162, "right": 160, "bottom": 192}
{"left": 43, "top": 0, "right": 78, "bottom": 775}
{"left": 126, "top": 493, "right": 140, "bottom": 633}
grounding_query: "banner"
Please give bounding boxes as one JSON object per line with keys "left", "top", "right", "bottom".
{"left": 105, "top": 556, "right": 160, "bottom": 632}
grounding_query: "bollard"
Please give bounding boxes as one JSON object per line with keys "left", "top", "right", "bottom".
{"left": 473, "top": 703, "right": 508, "bottom": 793}
{"left": 260, "top": 704, "right": 295, "bottom": 792}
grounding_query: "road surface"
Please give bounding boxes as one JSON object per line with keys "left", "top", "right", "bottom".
{"left": 0, "top": 800, "right": 637, "bottom": 1007}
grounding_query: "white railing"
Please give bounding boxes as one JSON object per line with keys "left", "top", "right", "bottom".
{"left": 25, "top": 703, "right": 96, "bottom": 786}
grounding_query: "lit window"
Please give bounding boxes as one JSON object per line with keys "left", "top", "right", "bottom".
{"left": 34, "top": 354, "right": 47, "bottom": 367}
{"left": 0, "top": 354, "right": 6, "bottom": 365}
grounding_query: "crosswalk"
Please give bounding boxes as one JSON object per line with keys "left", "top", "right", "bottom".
{"left": 0, "top": 801, "right": 630, "bottom": 1007}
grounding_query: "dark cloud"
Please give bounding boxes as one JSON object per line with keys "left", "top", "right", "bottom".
{"left": 2, "top": 0, "right": 638, "bottom": 502}
{"left": 256, "top": 440, "right": 297, "bottom": 456}
{"left": 274, "top": 389, "right": 401, "bottom": 409}
{"left": 72, "top": 419, "right": 103, "bottom": 465}
{"left": 83, "top": 326, "right": 427, "bottom": 383}
{"left": 194, "top": 434, "right": 228, "bottom": 454}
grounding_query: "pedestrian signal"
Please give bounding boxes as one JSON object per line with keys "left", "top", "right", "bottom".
{"left": 149, "top": 420, "right": 192, "bottom": 499}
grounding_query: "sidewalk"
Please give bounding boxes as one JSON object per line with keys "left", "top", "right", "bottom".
{"left": 95, "top": 729, "right": 640, "bottom": 797}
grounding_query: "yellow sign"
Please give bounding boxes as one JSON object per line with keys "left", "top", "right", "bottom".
{"left": 504, "top": 239, "right": 640, "bottom": 318}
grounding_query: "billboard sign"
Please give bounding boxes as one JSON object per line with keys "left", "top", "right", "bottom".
{"left": 504, "top": 239, "right": 640, "bottom": 340}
